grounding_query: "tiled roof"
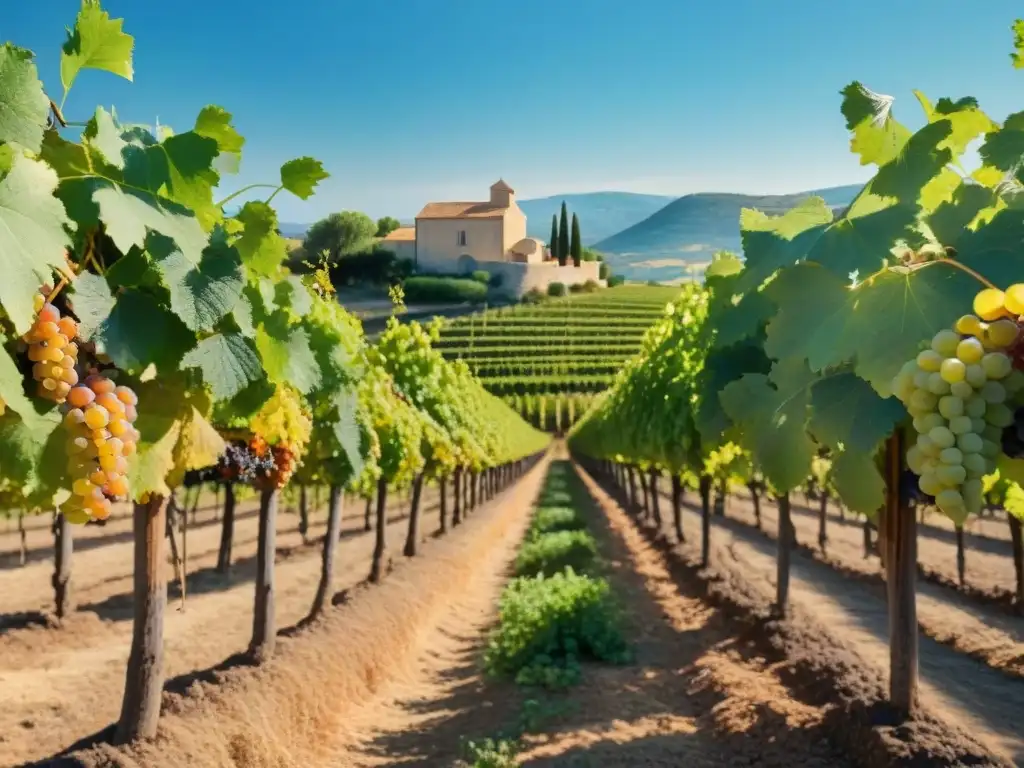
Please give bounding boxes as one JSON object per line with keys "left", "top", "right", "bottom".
{"left": 381, "top": 226, "right": 415, "bottom": 241}
{"left": 415, "top": 202, "right": 507, "bottom": 219}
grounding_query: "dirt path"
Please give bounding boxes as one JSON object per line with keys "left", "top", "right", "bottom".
{"left": 642, "top": 489, "right": 1024, "bottom": 765}
{"left": 322, "top": 457, "right": 851, "bottom": 767}
{"left": 0, "top": 488, "right": 444, "bottom": 767}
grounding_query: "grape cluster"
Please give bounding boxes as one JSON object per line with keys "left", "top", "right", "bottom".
{"left": 216, "top": 440, "right": 277, "bottom": 485}
{"left": 892, "top": 284, "right": 1024, "bottom": 519}
{"left": 25, "top": 295, "right": 80, "bottom": 404}
{"left": 62, "top": 375, "right": 140, "bottom": 524}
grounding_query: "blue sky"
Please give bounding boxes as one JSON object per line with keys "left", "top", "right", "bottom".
{"left": 9, "top": 1, "right": 1024, "bottom": 222}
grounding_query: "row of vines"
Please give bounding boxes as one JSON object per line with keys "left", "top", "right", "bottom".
{"left": 569, "top": 18, "right": 1024, "bottom": 720}
{"left": 0, "top": 1, "right": 548, "bottom": 751}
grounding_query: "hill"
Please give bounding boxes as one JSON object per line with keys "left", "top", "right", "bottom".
{"left": 518, "top": 192, "right": 675, "bottom": 245}
{"left": 593, "top": 183, "right": 862, "bottom": 283}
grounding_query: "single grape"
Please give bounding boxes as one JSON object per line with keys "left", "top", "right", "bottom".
{"left": 938, "top": 395, "right": 964, "bottom": 419}
{"left": 1004, "top": 284, "right": 1024, "bottom": 315}
{"left": 981, "top": 352, "right": 1012, "bottom": 380}
{"left": 985, "top": 402, "right": 1013, "bottom": 427}
{"left": 948, "top": 415, "right": 973, "bottom": 435}
{"left": 928, "top": 425, "right": 956, "bottom": 449}
{"left": 932, "top": 329, "right": 960, "bottom": 357}
{"left": 957, "top": 338, "right": 985, "bottom": 365}
{"left": 974, "top": 287, "right": 1007, "bottom": 322}
{"left": 939, "top": 447, "right": 963, "bottom": 464}
{"left": 935, "top": 488, "right": 966, "bottom": 514}
{"left": 956, "top": 314, "right": 985, "bottom": 337}
{"left": 957, "top": 432, "right": 984, "bottom": 453}
{"left": 917, "top": 350, "right": 944, "bottom": 372}
{"left": 965, "top": 364, "right": 987, "bottom": 388}
{"left": 927, "top": 372, "right": 952, "bottom": 394}
{"left": 939, "top": 357, "right": 966, "bottom": 383}
{"left": 950, "top": 381, "right": 974, "bottom": 399}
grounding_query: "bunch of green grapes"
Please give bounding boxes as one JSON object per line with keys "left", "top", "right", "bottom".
{"left": 62, "top": 375, "right": 140, "bottom": 523}
{"left": 25, "top": 294, "right": 80, "bottom": 404}
{"left": 892, "top": 284, "right": 1024, "bottom": 519}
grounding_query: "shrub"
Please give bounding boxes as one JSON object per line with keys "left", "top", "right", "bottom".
{"left": 582, "top": 279, "right": 599, "bottom": 292}
{"left": 484, "top": 569, "right": 630, "bottom": 688}
{"left": 607, "top": 274, "right": 625, "bottom": 287}
{"left": 529, "top": 505, "right": 584, "bottom": 535}
{"left": 328, "top": 247, "right": 405, "bottom": 285}
{"left": 489, "top": 272, "right": 505, "bottom": 288}
{"left": 568, "top": 283, "right": 585, "bottom": 294}
{"left": 599, "top": 262, "right": 609, "bottom": 280}
{"left": 515, "top": 530, "right": 598, "bottom": 578}
{"left": 470, "top": 269, "right": 491, "bottom": 285}
{"left": 403, "top": 276, "right": 487, "bottom": 304}
{"left": 547, "top": 282, "right": 566, "bottom": 297}
{"left": 520, "top": 288, "right": 544, "bottom": 304}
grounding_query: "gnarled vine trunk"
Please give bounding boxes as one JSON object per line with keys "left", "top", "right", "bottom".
{"left": 114, "top": 496, "right": 167, "bottom": 745}
{"left": 364, "top": 493, "right": 373, "bottom": 531}
{"left": 885, "top": 432, "right": 918, "bottom": 719}
{"left": 453, "top": 467, "right": 463, "bottom": 527}
{"left": 298, "top": 485, "right": 309, "bottom": 543}
{"left": 249, "top": 487, "right": 278, "bottom": 663}
{"left": 53, "top": 512, "right": 73, "bottom": 620}
{"left": 670, "top": 474, "right": 684, "bottom": 543}
{"left": 699, "top": 474, "right": 712, "bottom": 567}
{"left": 404, "top": 473, "right": 425, "bottom": 557}
{"left": 648, "top": 469, "right": 662, "bottom": 529}
{"left": 369, "top": 477, "right": 389, "bottom": 583}
{"left": 776, "top": 493, "right": 791, "bottom": 617}
{"left": 310, "top": 485, "right": 343, "bottom": 618}
{"left": 818, "top": 492, "right": 828, "bottom": 552}
{"left": 1009, "top": 515, "right": 1024, "bottom": 616}
{"left": 438, "top": 476, "right": 448, "bottom": 534}
{"left": 18, "top": 513, "right": 26, "bottom": 567}
{"left": 640, "top": 471, "right": 650, "bottom": 518}
{"left": 626, "top": 466, "right": 638, "bottom": 513}
{"left": 748, "top": 482, "right": 762, "bottom": 529}
{"left": 955, "top": 525, "right": 966, "bottom": 588}
{"left": 215, "top": 483, "right": 235, "bottom": 574}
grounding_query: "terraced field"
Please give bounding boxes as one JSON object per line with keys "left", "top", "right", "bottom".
{"left": 437, "top": 285, "right": 677, "bottom": 431}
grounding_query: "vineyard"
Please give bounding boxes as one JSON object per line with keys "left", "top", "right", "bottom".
{"left": 437, "top": 285, "right": 677, "bottom": 431}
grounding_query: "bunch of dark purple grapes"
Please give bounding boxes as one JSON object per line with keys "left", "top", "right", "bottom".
{"left": 218, "top": 441, "right": 276, "bottom": 484}
{"left": 1001, "top": 407, "right": 1024, "bottom": 459}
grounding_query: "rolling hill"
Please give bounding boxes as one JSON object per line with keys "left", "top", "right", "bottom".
{"left": 593, "top": 183, "right": 862, "bottom": 283}
{"left": 518, "top": 192, "right": 675, "bottom": 244}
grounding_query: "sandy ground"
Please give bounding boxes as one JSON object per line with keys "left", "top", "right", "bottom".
{"left": 0, "top": 485, "right": 444, "bottom": 767}
{"left": 631, "top": 481, "right": 1024, "bottom": 765}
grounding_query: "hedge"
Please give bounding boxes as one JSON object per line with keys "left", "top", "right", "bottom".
{"left": 403, "top": 276, "right": 487, "bottom": 304}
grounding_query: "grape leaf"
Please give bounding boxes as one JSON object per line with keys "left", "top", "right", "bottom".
{"left": 763, "top": 264, "right": 848, "bottom": 363}
{"left": 181, "top": 332, "right": 263, "bottom": 401}
{"left": 809, "top": 371, "right": 906, "bottom": 453}
{"left": 0, "top": 44, "right": 50, "bottom": 153}
{"left": 926, "top": 182, "right": 996, "bottom": 246}
{"left": 232, "top": 289, "right": 257, "bottom": 337}
{"left": 704, "top": 251, "right": 743, "bottom": 279}
{"left": 718, "top": 358, "right": 816, "bottom": 492}
{"left": 276, "top": 275, "right": 313, "bottom": 318}
{"left": 0, "top": 339, "right": 34, "bottom": 419}
{"left": 83, "top": 106, "right": 127, "bottom": 169}
{"left": 914, "top": 92, "right": 996, "bottom": 162}
{"left": 872, "top": 121, "right": 953, "bottom": 203}
{"left": 831, "top": 450, "right": 885, "bottom": 515}
{"left": 840, "top": 81, "right": 910, "bottom": 167}
{"left": 280, "top": 157, "right": 328, "bottom": 200}
{"left": 711, "top": 289, "right": 774, "bottom": 349}
{"left": 234, "top": 201, "right": 288, "bottom": 276}
{"left": 810, "top": 264, "right": 977, "bottom": 397}
{"left": 331, "top": 387, "right": 365, "bottom": 479}
{"left": 60, "top": 0, "right": 134, "bottom": 95}
{"left": 942, "top": 207, "right": 1024, "bottom": 295}
{"left": 0, "top": 155, "right": 74, "bottom": 335}
{"left": 978, "top": 111, "right": 1024, "bottom": 187}
{"left": 194, "top": 105, "right": 244, "bottom": 175}
{"left": 255, "top": 313, "right": 322, "bottom": 394}
{"left": 150, "top": 235, "right": 244, "bottom": 332}
{"left": 694, "top": 340, "right": 769, "bottom": 444}
{"left": 69, "top": 278, "right": 194, "bottom": 373}
{"left": 167, "top": 406, "right": 225, "bottom": 488}
{"left": 0, "top": 408, "right": 62, "bottom": 497}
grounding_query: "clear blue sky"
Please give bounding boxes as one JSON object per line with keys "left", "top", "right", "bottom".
{"left": 9, "top": 1, "right": 1024, "bottom": 222}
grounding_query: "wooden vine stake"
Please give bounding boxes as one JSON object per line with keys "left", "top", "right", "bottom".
{"left": 885, "top": 430, "right": 918, "bottom": 718}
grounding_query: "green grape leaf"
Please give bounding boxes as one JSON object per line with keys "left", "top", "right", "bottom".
{"left": 695, "top": 340, "right": 769, "bottom": 444}
{"left": 914, "top": 92, "right": 996, "bottom": 161}
{"left": 946, "top": 207, "right": 1024, "bottom": 293}
{"left": 712, "top": 289, "right": 775, "bottom": 349}
{"left": 1003, "top": 480, "right": 1024, "bottom": 522}
{"left": 0, "top": 408, "right": 62, "bottom": 497}
{"left": 809, "top": 371, "right": 905, "bottom": 453}
{"left": 810, "top": 265, "right": 976, "bottom": 397}
{"left": 704, "top": 251, "right": 743, "bottom": 278}
{"left": 234, "top": 201, "right": 288, "bottom": 276}
{"left": 718, "top": 359, "right": 816, "bottom": 492}
{"left": 331, "top": 387, "right": 365, "bottom": 479}
{"left": 83, "top": 106, "right": 127, "bottom": 168}
{"left": 69, "top": 277, "right": 194, "bottom": 374}
{"left": 0, "top": 339, "right": 34, "bottom": 419}
{"left": 871, "top": 120, "right": 953, "bottom": 203}
{"left": 763, "top": 263, "right": 848, "bottom": 362}
{"left": 280, "top": 156, "right": 329, "bottom": 200}
{"left": 122, "top": 131, "right": 221, "bottom": 231}
{"left": 104, "top": 248, "right": 161, "bottom": 290}
{"left": 978, "top": 111, "right": 1024, "bottom": 187}
{"left": 1013, "top": 20, "right": 1024, "bottom": 68}
{"left": 0, "top": 155, "right": 74, "bottom": 335}
{"left": 0, "top": 44, "right": 50, "bottom": 153}
{"left": 232, "top": 289, "right": 257, "bottom": 337}
{"left": 181, "top": 332, "right": 263, "bottom": 401}
{"left": 60, "top": 0, "right": 134, "bottom": 95}
{"left": 926, "top": 182, "right": 996, "bottom": 246}
{"left": 149, "top": 235, "right": 244, "bottom": 332}
{"left": 168, "top": 406, "right": 225, "bottom": 488}
{"left": 89, "top": 182, "right": 209, "bottom": 270}
{"left": 255, "top": 313, "right": 322, "bottom": 394}
{"left": 831, "top": 450, "right": 885, "bottom": 516}
{"left": 276, "top": 275, "right": 313, "bottom": 317}
{"left": 840, "top": 81, "right": 911, "bottom": 167}
{"left": 736, "top": 198, "right": 834, "bottom": 290}
{"left": 194, "top": 105, "right": 244, "bottom": 175}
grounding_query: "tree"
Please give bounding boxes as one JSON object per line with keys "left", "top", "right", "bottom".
{"left": 570, "top": 213, "right": 582, "bottom": 267}
{"left": 376, "top": 216, "right": 401, "bottom": 237}
{"left": 303, "top": 211, "right": 377, "bottom": 262}
{"left": 558, "top": 202, "right": 570, "bottom": 267}
{"left": 549, "top": 214, "right": 559, "bottom": 261}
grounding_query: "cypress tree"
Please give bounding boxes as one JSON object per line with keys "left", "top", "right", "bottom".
{"left": 558, "top": 201, "right": 570, "bottom": 266}
{"left": 549, "top": 214, "right": 559, "bottom": 261}
{"left": 570, "top": 213, "right": 582, "bottom": 267}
